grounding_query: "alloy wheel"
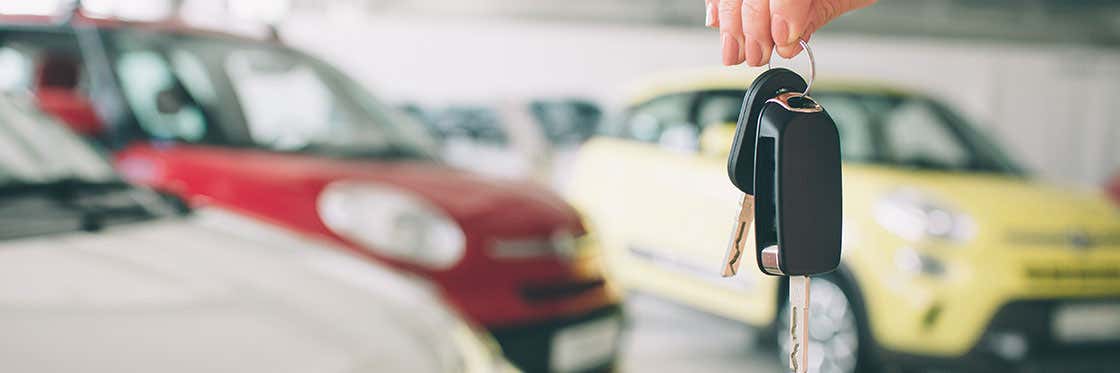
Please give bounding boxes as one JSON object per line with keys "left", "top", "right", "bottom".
{"left": 777, "top": 277, "right": 861, "bottom": 373}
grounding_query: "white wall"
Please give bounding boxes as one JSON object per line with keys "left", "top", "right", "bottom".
{"left": 281, "top": 14, "right": 1120, "bottom": 186}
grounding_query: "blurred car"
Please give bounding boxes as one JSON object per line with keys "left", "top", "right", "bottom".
{"left": 1107, "top": 172, "right": 1120, "bottom": 206}
{"left": 0, "top": 94, "right": 517, "bottom": 373}
{"left": 0, "top": 9, "right": 621, "bottom": 373}
{"left": 417, "top": 100, "right": 601, "bottom": 188}
{"left": 567, "top": 68, "right": 1120, "bottom": 372}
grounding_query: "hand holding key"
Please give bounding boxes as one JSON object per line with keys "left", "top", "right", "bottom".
{"left": 720, "top": 41, "right": 843, "bottom": 373}
{"left": 704, "top": 0, "right": 877, "bottom": 66}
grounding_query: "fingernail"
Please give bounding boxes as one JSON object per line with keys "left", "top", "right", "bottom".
{"left": 722, "top": 33, "right": 740, "bottom": 65}
{"left": 776, "top": 43, "right": 800, "bottom": 58}
{"left": 746, "top": 40, "right": 764, "bottom": 66}
{"left": 705, "top": 3, "right": 714, "bottom": 26}
{"left": 773, "top": 16, "right": 796, "bottom": 45}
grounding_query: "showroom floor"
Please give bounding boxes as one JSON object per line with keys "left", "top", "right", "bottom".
{"left": 619, "top": 295, "right": 782, "bottom": 373}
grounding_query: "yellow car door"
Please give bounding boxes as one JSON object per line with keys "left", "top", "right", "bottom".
{"left": 570, "top": 91, "right": 778, "bottom": 325}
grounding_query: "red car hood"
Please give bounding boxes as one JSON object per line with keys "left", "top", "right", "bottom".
{"left": 311, "top": 157, "right": 581, "bottom": 234}
{"left": 122, "top": 145, "right": 583, "bottom": 236}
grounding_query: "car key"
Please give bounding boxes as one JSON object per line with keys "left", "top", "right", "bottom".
{"left": 722, "top": 41, "right": 843, "bottom": 373}
{"left": 721, "top": 67, "right": 809, "bottom": 277}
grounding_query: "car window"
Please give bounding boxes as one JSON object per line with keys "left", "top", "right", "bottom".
{"left": 0, "top": 97, "right": 115, "bottom": 183}
{"left": 0, "top": 47, "right": 32, "bottom": 92}
{"left": 0, "top": 30, "right": 84, "bottom": 95}
{"left": 813, "top": 94, "right": 875, "bottom": 162}
{"left": 622, "top": 93, "right": 692, "bottom": 143}
{"left": 105, "top": 30, "right": 436, "bottom": 159}
{"left": 226, "top": 49, "right": 391, "bottom": 151}
{"left": 695, "top": 90, "right": 875, "bottom": 162}
{"left": 435, "top": 107, "right": 509, "bottom": 147}
{"left": 115, "top": 50, "right": 211, "bottom": 142}
{"left": 880, "top": 100, "right": 971, "bottom": 169}
{"left": 678, "top": 89, "right": 1020, "bottom": 174}
{"left": 696, "top": 93, "right": 740, "bottom": 127}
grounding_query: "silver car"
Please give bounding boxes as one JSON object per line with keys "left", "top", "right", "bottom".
{"left": 0, "top": 95, "right": 519, "bottom": 373}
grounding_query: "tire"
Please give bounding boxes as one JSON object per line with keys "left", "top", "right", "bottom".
{"left": 775, "top": 273, "right": 878, "bottom": 373}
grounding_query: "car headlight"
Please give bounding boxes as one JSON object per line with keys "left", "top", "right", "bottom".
{"left": 874, "top": 188, "right": 975, "bottom": 242}
{"left": 317, "top": 182, "right": 466, "bottom": 269}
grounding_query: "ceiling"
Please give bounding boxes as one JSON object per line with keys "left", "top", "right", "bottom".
{"left": 289, "top": 0, "right": 1120, "bottom": 47}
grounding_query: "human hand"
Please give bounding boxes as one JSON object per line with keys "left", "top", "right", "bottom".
{"left": 705, "top": 0, "right": 876, "bottom": 66}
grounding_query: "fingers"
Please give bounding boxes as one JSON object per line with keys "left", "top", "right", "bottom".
{"left": 803, "top": 0, "right": 877, "bottom": 36}
{"left": 740, "top": 0, "right": 773, "bottom": 66}
{"left": 717, "top": 0, "right": 746, "bottom": 65}
{"left": 774, "top": 0, "right": 878, "bottom": 58}
{"left": 705, "top": 0, "right": 719, "bottom": 28}
{"left": 712, "top": 0, "right": 878, "bottom": 62}
{"left": 769, "top": 0, "right": 813, "bottom": 58}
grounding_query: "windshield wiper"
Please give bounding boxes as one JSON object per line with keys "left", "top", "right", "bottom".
{"left": 297, "top": 143, "right": 429, "bottom": 160}
{"left": 0, "top": 177, "right": 133, "bottom": 196}
{"left": 0, "top": 177, "right": 163, "bottom": 232}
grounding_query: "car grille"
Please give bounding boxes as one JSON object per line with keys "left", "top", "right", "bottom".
{"left": 520, "top": 279, "right": 606, "bottom": 303}
{"left": 489, "top": 233, "right": 590, "bottom": 260}
{"left": 1006, "top": 231, "right": 1120, "bottom": 249}
{"left": 1022, "top": 262, "right": 1120, "bottom": 291}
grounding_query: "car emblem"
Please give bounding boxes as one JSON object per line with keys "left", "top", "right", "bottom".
{"left": 1068, "top": 230, "right": 1093, "bottom": 250}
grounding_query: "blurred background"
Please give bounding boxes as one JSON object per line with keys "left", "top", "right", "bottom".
{"left": 1, "top": 1, "right": 1118, "bottom": 373}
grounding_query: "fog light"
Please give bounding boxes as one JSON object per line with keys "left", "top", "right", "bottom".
{"left": 988, "top": 332, "right": 1028, "bottom": 361}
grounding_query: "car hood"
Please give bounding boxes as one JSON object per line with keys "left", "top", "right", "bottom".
{"left": 0, "top": 209, "right": 461, "bottom": 373}
{"left": 849, "top": 166, "right": 1120, "bottom": 239}
{"left": 225, "top": 150, "right": 583, "bottom": 235}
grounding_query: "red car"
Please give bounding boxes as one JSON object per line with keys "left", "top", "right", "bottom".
{"left": 1108, "top": 172, "right": 1120, "bottom": 206}
{"left": 1, "top": 8, "right": 621, "bottom": 372}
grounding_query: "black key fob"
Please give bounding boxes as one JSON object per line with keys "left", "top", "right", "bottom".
{"left": 753, "top": 90, "right": 843, "bottom": 276}
{"left": 727, "top": 68, "right": 807, "bottom": 194}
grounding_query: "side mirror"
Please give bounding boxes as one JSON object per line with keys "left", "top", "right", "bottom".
{"left": 699, "top": 122, "right": 735, "bottom": 158}
{"left": 658, "top": 123, "right": 699, "bottom": 153}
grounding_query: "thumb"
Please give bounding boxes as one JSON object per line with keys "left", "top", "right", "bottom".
{"left": 769, "top": 0, "right": 813, "bottom": 48}
{"left": 806, "top": 0, "right": 877, "bottom": 36}
{"left": 772, "top": 0, "right": 877, "bottom": 57}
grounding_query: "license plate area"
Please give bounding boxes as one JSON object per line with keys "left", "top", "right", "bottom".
{"left": 1052, "top": 303, "right": 1120, "bottom": 343}
{"left": 551, "top": 316, "right": 622, "bottom": 372}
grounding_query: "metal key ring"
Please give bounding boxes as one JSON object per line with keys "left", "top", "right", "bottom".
{"left": 766, "top": 39, "right": 814, "bottom": 96}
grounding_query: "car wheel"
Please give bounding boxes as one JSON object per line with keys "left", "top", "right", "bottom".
{"left": 776, "top": 275, "right": 864, "bottom": 373}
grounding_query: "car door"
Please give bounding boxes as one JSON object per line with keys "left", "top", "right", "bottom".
{"left": 605, "top": 92, "right": 706, "bottom": 263}
{"left": 595, "top": 89, "right": 777, "bottom": 323}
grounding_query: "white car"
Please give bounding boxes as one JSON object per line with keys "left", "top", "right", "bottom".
{"left": 0, "top": 96, "right": 518, "bottom": 373}
{"left": 423, "top": 99, "right": 601, "bottom": 189}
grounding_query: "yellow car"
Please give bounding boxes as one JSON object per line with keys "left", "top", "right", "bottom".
{"left": 567, "top": 68, "right": 1120, "bottom": 372}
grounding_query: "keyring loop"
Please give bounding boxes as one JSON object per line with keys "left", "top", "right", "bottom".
{"left": 766, "top": 39, "right": 814, "bottom": 96}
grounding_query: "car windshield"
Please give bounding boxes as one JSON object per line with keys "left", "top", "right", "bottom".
{"left": 102, "top": 29, "right": 437, "bottom": 160}
{"left": 432, "top": 106, "right": 511, "bottom": 146}
{"left": 0, "top": 96, "right": 115, "bottom": 186}
{"left": 0, "top": 96, "right": 177, "bottom": 239}
{"left": 698, "top": 89, "right": 1024, "bottom": 175}
{"left": 529, "top": 99, "right": 601, "bottom": 145}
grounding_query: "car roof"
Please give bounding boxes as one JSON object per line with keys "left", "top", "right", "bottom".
{"left": 622, "top": 66, "right": 916, "bottom": 106}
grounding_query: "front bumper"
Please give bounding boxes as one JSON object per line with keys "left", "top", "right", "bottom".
{"left": 490, "top": 305, "right": 624, "bottom": 373}
{"left": 881, "top": 300, "right": 1120, "bottom": 372}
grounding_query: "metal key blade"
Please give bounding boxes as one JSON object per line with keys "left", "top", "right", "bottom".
{"left": 721, "top": 194, "right": 755, "bottom": 277}
{"left": 789, "top": 276, "right": 810, "bottom": 373}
